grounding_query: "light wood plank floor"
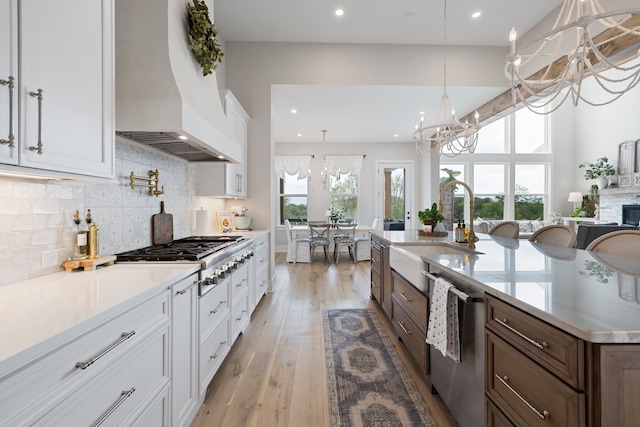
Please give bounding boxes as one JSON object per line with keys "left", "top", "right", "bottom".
{"left": 191, "top": 252, "right": 459, "bottom": 427}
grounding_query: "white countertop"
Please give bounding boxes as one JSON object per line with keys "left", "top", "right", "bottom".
{"left": 0, "top": 263, "right": 199, "bottom": 373}
{"left": 397, "top": 234, "right": 640, "bottom": 343}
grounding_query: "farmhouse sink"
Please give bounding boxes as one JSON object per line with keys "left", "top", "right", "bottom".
{"left": 389, "top": 244, "right": 482, "bottom": 292}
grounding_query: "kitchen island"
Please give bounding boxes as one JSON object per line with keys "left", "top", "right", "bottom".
{"left": 380, "top": 231, "right": 640, "bottom": 427}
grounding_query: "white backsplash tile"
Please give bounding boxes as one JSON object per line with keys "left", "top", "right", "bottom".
{"left": 0, "top": 138, "right": 228, "bottom": 286}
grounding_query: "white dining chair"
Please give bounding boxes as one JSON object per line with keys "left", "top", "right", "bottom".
{"left": 333, "top": 223, "right": 357, "bottom": 263}
{"left": 284, "top": 219, "right": 310, "bottom": 263}
{"left": 354, "top": 218, "right": 378, "bottom": 262}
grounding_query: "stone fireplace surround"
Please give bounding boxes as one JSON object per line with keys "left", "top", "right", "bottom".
{"left": 598, "top": 188, "right": 640, "bottom": 225}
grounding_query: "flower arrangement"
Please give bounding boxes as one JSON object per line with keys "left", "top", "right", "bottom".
{"left": 579, "top": 157, "right": 615, "bottom": 180}
{"left": 186, "top": 0, "right": 224, "bottom": 76}
{"left": 418, "top": 203, "right": 444, "bottom": 224}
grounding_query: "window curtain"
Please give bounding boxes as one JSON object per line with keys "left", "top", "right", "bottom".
{"left": 274, "top": 155, "right": 312, "bottom": 180}
{"left": 326, "top": 155, "right": 364, "bottom": 177}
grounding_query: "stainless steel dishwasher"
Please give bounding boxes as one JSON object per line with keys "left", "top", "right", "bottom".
{"left": 422, "top": 266, "right": 485, "bottom": 427}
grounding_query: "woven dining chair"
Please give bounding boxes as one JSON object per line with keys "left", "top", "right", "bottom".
{"left": 585, "top": 230, "right": 640, "bottom": 258}
{"left": 487, "top": 221, "right": 520, "bottom": 239}
{"left": 528, "top": 224, "right": 577, "bottom": 248}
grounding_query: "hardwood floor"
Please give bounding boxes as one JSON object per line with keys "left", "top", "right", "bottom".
{"left": 191, "top": 252, "right": 459, "bottom": 427}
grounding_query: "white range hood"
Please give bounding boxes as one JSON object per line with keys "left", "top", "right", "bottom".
{"left": 114, "top": 0, "right": 240, "bottom": 163}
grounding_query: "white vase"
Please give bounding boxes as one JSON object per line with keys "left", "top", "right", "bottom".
{"left": 597, "top": 176, "right": 608, "bottom": 190}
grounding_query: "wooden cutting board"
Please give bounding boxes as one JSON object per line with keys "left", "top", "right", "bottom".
{"left": 152, "top": 201, "right": 173, "bottom": 244}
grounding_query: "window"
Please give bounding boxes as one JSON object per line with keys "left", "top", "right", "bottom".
{"left": 442, "top": 106, "right": 551, "bottom": 222}
{"left": 279, "top": 172, "right": 308, "bottom": 225}
{"left": 330, "top": 172, "right": 358, "bottom": 221}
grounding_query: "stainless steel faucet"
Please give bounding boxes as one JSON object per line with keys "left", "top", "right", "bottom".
{"left": 439, "top": 180, "right": 478, "bottom": 250}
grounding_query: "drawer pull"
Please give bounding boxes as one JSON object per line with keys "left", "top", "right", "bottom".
{"left": 399, "top": 292, "right": 412, "bottom": 302}
{"left": 91, "top": 387, "right": 135, "bottom": 427}
{"left": 176, "top": 279, "right": 199, "bottom": 295}
{"left": 211, "top": 341, "right": 228, "bottom": 360}
{"left": 371, "top": 257, "right": 379, "bottom": 263}
{"left": 76, "top": 331, "right": 136, "bottom": 370}
{"left": 494, "top": 317, "right": 548, "bottom": 350}
{"left": 398, "top": 321, "right": 412, "bottom": 335}
{"left": 211, "top": 300, "right": 227, "bottom": 314}
{"left": 495, "top": 375, "right": 550, "bottom": 420}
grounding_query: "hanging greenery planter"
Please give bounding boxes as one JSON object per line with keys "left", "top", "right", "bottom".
{"left": 186, "top": 0, "right": 223, "bottom": 76}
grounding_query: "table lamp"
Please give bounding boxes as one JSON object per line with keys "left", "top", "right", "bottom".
{"left": 568, "top": 192, "right": 583, "bottom": 211}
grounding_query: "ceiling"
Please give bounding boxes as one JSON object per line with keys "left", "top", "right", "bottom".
{"left": 214, "top": 0, "right": 563, "bottom": 144}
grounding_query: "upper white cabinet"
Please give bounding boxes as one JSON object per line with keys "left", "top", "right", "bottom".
{"left": 195, "top": 90, "right": 250, "bottom": 198}
{"left": 0, "top": 0, "right": 114, "bottom": 179}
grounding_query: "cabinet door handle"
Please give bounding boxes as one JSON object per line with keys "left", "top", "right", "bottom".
{"left": 75, "top": 331, "right": 136, "bottom": 370}
{"left": 495, "top": 375, "right": 550, "bottom": 420}
{"left": 91, "top": 388, "right": 136, "bottom": 427}
{"left": 399, "top": 292, "right": 412, "bottom": 302}
{"left": 28, "top": 89, "right": 44, "bottom": 154}
{"left": 397, "top": 321, "right": 411, "bottom": 335}
{"left": 0, "top": 76, "right": 15, "bottom": 150}
{"left": 494, "top": 317, "right": 548, "bottom": 350}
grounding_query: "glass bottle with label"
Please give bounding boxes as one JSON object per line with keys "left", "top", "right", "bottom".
{"left": 72, "top": 209, "right": 88, "bottom": 260}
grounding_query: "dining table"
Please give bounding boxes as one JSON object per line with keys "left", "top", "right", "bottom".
{"left": 290, "top": 223, "right": 373, "bottom": 262}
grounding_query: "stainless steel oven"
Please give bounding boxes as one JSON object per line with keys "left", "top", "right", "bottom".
{"left": 115, "top": 235, "right": 254, "bottom": 297}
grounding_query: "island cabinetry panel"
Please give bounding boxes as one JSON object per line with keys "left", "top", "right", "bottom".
{"left": 591, "top": 344, "right": 640, "bottom": 427}
{"left": 370, "top": 235, "right": 392, "bottom": 317}
{"left": 486, "top": 330, "right": 585, "bottom": 427}
{"left": 391, "top": 270, "right": 429, "bottom": 377}
{"left": 486, "top": 295, "right": 584, "bottom": 389}
{"left": 486, "top": 399, "right": 515, "bottom": 427}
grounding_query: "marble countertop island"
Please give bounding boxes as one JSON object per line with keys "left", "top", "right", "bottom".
{"left": 384, "top": 230, "right": 640, "bottom": 343}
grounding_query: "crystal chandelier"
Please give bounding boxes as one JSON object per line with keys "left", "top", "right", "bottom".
{"left": 506, "top": 0, "right": 640, "bottom": 114}
{"left": 414, "top": 0, "right": 480, "bottom": 157}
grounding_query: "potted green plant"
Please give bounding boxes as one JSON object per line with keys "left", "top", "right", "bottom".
{"left": 579, "top": 157, "right": 616, "bottom": 189}
{"left": 418, "top": 203, "right": 445, "bottom": 229}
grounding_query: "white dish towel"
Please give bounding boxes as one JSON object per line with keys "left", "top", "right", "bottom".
{"left": 426, "top": 277, "right": 461, "bottom": 362}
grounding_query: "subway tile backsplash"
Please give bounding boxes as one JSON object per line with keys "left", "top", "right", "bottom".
{"left": 0, "top": 138, "right": 225, "bottom": 286}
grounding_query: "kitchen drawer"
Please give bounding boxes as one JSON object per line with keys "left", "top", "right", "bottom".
{"left": 486, "top": 331, "right": 585, "bottom": 427}
{"left": 0, "top": 290, "right": 169, "bottom": 426}
{"left": 370, "top": 269, "right": 381, "bottom": 302}
{"left": 199, "top": 317, "right": 231, "bottom": 396}
{"left": 486, "top": 398, "right": 515, "bottom": 427}
{"left": 33, "top": 324, "right": 170, "bottom": 427}
{"left": 254, "top": 235, "right": 269, "bottom": 261}
{"left": 255, "top": 261, "right": 269, "bottom": 302}
{"left": 485, "top": 295, "right": 583, "bottom": 389}
{"left": 231, "top": 291, "right": 250, "bottom": 341}
{"left": 231, "top": 262, "right": 249, "bottom": 304}
{"left": 392, "top": 302, "right": 428, "bottom": 375}
{"left": 199, "top": 277, "right": 230, "bottom": 343}
{"left": 371, "top": 240, "right": 381, "bottom": 274}
{"left": 130, "top": 383, "right": 170, "bottom": 427}
{"left": 392, "top": 271, "right": 428, "bottom": 334}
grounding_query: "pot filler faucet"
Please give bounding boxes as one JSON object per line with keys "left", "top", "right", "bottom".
{"left": 439, "top": 180, "right": 479, "bottom": 250}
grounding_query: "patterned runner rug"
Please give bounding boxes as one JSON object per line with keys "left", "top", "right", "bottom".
{"left": 323, "top": 308, "right": 437, "bottom": 426}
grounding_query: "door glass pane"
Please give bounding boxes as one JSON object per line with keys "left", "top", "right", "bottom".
{"left": 383, "top": 168, "right": 405, "bottom": 222}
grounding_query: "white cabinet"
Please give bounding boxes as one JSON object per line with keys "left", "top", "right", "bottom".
{"left": 252, "top": 233, "right": 269, "bottom": 313}
{"left": 0, "top": 0, "right": 114, "bottom": 179}
{"left": 195, "top": 90, "right": 250, "bottom": 198}
{"left": 0, "top": 289, "right": 170, "bottom": 426}
{"left": 170, "top": 274, "right": 200, "bottom": 427}
{"left": 230, "top": 261, "right": 250, "bottom": 341}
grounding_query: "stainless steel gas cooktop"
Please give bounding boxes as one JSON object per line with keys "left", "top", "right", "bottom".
{"left": 115, "top": 236, "right": 245, "bottom": 262}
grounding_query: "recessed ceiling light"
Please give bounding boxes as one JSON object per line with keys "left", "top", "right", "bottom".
{"left": 290, "top": 109, "right": 297, "bottom": 114}
{"left": 394, "top": 134, "right": 399, "bottom": 138}
{"left": 335, "top": 9, "right": 344, "bottom": 17}
{"left": 217, "top": 155, "right": 225, "bottom": 160}
{"left": 178, "top": 135, "right": 188, "bottom": 140}
{"left": 297, "top": 133, "right": 302, "bottom": 137}
{"left": 471, "top": 11, "right": 481, "bottom": 19}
